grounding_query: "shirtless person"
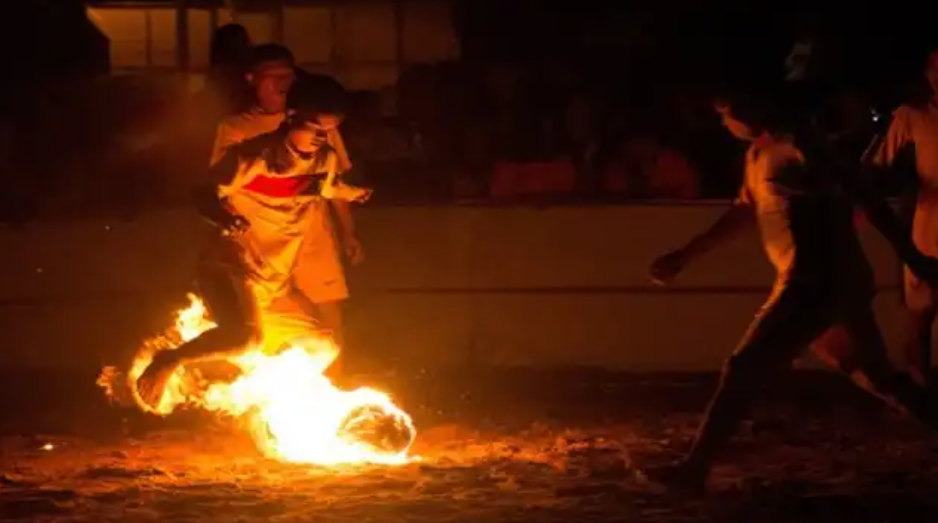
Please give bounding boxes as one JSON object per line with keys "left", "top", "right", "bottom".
{"left": 645, "top": 87, "right": 938, "bottom": 493}
{"left": 135, "top": 47, "right": 367, "bottom": 409}
{"left": 865, "top": 47, "right": 938, "bottom": 387}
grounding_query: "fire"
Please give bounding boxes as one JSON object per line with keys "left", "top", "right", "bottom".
{"left": 99, "top": 294, "right": 416, "bottom": 466}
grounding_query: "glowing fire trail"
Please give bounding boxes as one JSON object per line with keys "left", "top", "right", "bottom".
{"left": 98, "top": 294, "right": 416, "bottom": 466}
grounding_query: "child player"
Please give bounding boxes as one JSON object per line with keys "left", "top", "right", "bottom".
{"left": 135, "top": 94, "right": 366, "bottom": 410}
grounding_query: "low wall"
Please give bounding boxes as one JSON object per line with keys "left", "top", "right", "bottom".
{"left": 0, "top": 203, "right": 915, "bottom": 372}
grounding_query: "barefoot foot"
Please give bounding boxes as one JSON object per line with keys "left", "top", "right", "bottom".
{"left": 136, "top": 353, "right": 179, "bottom": 411}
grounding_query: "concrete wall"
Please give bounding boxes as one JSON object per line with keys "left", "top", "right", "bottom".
{"left": 0, "top": 204, "right": 917, "bottom": 373}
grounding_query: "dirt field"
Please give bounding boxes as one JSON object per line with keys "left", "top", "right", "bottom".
{"left": 2, "top": 368, "right": 937, "bottom": 522}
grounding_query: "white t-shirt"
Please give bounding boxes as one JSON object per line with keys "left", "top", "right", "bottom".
{"left": 738, "top": 139, "right": 869, "bottom": 287}
{"left": 207, "top": 107, "right": 350, "bottom": 304}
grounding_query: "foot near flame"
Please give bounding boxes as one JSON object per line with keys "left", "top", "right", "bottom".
{"left": 135, "top": 353, "right": 179, "bottom": 411}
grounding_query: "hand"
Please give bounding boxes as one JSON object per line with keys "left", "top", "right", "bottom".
{"left": 321, "top": 181, "right": 373, "bottom": 203}
{"left": 344, "top": 235, "right": 365, "bottom": 266}
{"left": 906, "top": 251, "right": 938, "bottom": 287}
{"left": 649, "top": 249, "right": 689, "bottom": 286}
{"left": 222, "top": 214, "right": 250, "bottom": 237}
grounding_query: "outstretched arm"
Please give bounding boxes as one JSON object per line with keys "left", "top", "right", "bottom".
{"left": 650, "top": 199, "right": 751, "bottom": 285}
{"left": 680, "top": 201, "right": 752, "bottom": 262}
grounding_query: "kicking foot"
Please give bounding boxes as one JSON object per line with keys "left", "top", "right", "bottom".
{"left": 136, "top": 352, "right": 179, "bottom": 411}
{"left": 639, "top": 460, "right": 708, "bottom": 496}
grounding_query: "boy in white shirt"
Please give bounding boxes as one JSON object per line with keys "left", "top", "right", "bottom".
{"left": 135, "top": 46, "right": 367, "bottom": 409}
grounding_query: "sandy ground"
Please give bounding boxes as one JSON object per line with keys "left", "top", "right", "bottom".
{"left": 2, "top": 369, "right": 938, "bottom": 522}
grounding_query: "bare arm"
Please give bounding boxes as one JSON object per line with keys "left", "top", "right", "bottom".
{"left": 860, "top": 107, "right": 911, "bottom": 171}
{"left": 680, "top": 201, "right": 752, "bottom": 262}
{"left": 848, "top": 109, "right": 920, "bottom": 262}
{"left": 649, "top": 199, "right": 751, "bottom": 285}
{"left": 842, "top": 157, "right": 920, "bottom": 263}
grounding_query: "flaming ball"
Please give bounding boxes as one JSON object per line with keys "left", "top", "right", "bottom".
{"left": 98, "top": 295, "right": 417, "bottom": 466}
{"left": 338, "top": 404, "right": 416, "bottom": 456}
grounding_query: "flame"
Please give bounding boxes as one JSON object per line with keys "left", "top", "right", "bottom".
{"left": 99, "top": 294, "right": 416, "bottom": 466}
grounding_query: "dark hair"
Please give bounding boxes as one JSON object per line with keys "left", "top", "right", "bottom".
{"left": 249, "top": 44, "right": 294, "bottom": 71}
{"left": 287, "top": 72, "right": 350, "bottom": 118}
{"left": 715, "top": 82, "right": 813, "bottom": 135}
{"left": 210, "top": 24, "right": 250, "bottom": 68}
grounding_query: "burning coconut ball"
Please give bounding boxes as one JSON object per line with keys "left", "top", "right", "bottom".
{"left": 338, "top": 404, "right": 416, "bottom": 456}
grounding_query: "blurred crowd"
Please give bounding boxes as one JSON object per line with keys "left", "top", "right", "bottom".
{"left": 182, "top": 25, "right": 751, "bottom": 205}
{"left": 345, "top": 60, "right": 728, "bottom": 202}
{"left": 0, "top": 17, "right": 924, "bottom": 222}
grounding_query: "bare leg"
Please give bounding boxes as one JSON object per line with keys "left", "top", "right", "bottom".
{"left": 314, "top": 300, "right": 346, "bottom": 379}
{"left": 136, "top": 327, "right": 253, "bottom": 408}
{"left": 137, "top": 263, "right": 258, "bottom": 409}
{"left": 646, "top": 286, "right": 833, "bottom": 492}
{"left": 901, "top": 307, "right": 936, "bottom": 388}
{"left": 812, "top": 306, "right": 938, "bottom": 427}
{"left": 900, "top": 268, "right": 936, "bottom": 387}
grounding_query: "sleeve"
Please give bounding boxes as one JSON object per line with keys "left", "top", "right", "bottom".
{"left": 209, "top": 119, "right": 243, "bottom": 168}
{"left": 209, "top": 123, "right": 298, "bottom": 187}
{"left": 867, "top": 106, "right": 913, "bottom": 169}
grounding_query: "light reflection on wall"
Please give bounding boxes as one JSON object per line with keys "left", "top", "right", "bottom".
{"left": 86, "top": 2, "right": 459, "bottom": 90}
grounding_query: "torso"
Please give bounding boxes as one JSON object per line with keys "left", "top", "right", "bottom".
{"left": 741, "top": 139, "right": 871, "bottom": 291}
{"left": 210, "top": 108, "right": 330, "bottom": 283}
{"left": 216, "top": 108, "right": 323, "bottom": 206}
